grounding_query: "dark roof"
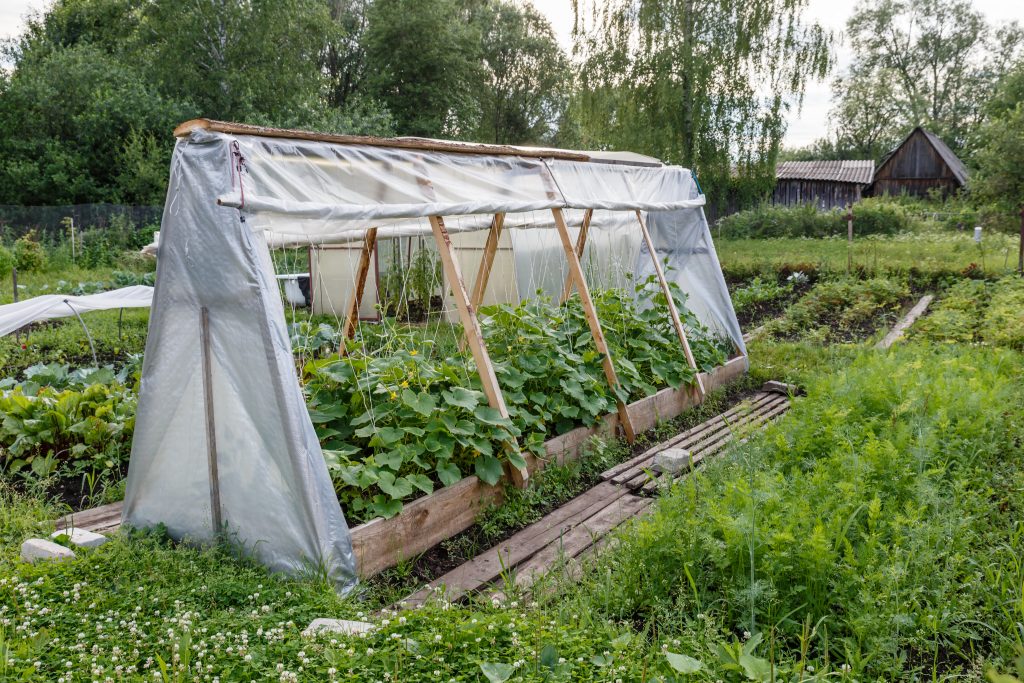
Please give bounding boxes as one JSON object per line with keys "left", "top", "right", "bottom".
{"left": 876, "top": 127, "right": 969, "bottom": 186}
{"left": 776, "top": 160, "right": 875, "bottom": 185}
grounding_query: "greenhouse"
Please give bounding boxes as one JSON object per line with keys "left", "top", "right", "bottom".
{"left": 122, "top": 119, "right": 746, "bottom": 593}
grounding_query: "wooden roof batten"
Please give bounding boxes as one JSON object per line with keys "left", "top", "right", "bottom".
{"left": 173, "top": 118, "right": 663, "bottom": 167}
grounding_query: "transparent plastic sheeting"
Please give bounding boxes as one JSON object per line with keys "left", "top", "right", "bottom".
{"left": 123, "top": 133, "right": 357, "bottom": 593}
{"left": 0, "top": 285, "right": 152, "bottom": 338}
{"left": 124, "top": 130, "right": 743, "bottom": 591}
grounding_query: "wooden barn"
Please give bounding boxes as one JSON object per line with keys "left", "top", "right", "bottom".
{"left": 773, "top": 160, "right": 874, "bottom": 209}
{"left": 869, "top": 127, "right": 968, "bottom": 198}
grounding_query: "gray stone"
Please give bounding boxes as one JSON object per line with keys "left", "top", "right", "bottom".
{"left": 21, "top": 538, "right": 76, "bottom": 564}
{"left": 652, "top": 448, "right": 693, "bottom": 476}
{"left": 51, "top": 527, "right": 108, "bottom": 548}
{"left": 302, "top": 618, "right": 375, "bottom": 637}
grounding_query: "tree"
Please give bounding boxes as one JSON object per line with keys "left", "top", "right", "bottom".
{"left": 972, "top": 63, "right": 1024, "bottom": 212}
{"left": 570, "top": 0, "right": 833, "bottom": 211}
{"left": 474, "top": 1, "right": 569, "bottom": 145}
{"left": 831, "top": 0, "right": 1023, "bottom": 157}
{"left": 363, "top": 0, "right": 485, "bottom": 138}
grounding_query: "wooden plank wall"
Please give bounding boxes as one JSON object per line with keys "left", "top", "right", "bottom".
{"left": 870, "top": 129, "right": 960, "bottom": 198}
{"left": 772, "top": 180, "right": 863, "bottom": 210}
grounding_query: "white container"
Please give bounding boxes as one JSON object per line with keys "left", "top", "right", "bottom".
{"left": 974, "top": 226, "right": 983, "bottom": 243}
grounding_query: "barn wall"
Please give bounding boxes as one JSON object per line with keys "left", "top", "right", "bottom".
{"left": 869, "top": 129, "right": 959, "bottom": 198}
{"left": 772, "top": 180, "right": 862, "bottom": 210}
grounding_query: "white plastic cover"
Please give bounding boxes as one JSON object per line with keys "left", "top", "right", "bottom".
{"left": 123, "top": 133, "right": 357, "bottom": 593}
{"left": 125, "top": 128, "right": 743, "bottom": 591}
{"left": 0, "top": 285, "right": 153, "bottom": 338}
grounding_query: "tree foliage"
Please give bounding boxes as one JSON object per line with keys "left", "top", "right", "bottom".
{"left": 570, "top": 0, "right": 833, "bottom": 210}
{"left": 829, "top": 0, "right": 1023, "bottom": 159}
{"left": 971, "top": 63, "right": 1024, "bottom": 211}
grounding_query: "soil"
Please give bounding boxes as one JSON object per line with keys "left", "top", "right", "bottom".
{"left": 13, "top": 462, "right": 128, "bottom": 513}
{"left": 732, "top": 279, "right": 813, "bottom": 330}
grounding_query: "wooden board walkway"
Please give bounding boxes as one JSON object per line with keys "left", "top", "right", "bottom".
{"left": 395, "top": 385, "right": 792, "bottom": 609}
{"left": 876, "top": 294, "right": 933, "bottom": 350}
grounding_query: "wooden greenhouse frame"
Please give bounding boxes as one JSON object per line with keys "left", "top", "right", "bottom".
{"left": 158, "top": 119, "right": 748, "bottom": 577}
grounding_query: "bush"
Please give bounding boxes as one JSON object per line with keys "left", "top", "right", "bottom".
{"left": 717, "top": 198, "right": 916, "bottom": 239}
{"left": 12, "top": 231, "right": 47, "bottom": 272}
{"left": 0, "top": 243, "right": 13, "bottom": 279}
{"left": 915, "top": 276, "right": 1024, "bottom": 349}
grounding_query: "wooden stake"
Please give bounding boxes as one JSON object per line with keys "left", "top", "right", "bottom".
{"left": 470, "top": 213, "right": 505, "bottom": 309}
{"left": 430, "top": 216, "right": 528, "bottom": 488}
{"left": 560, "top": 209, "right": 593, "bottom": 303}
{"left": 200, "top": 307, "right": 223, "bottom": 535}
{"left": 636, "top": 210, "right": 705, "bottom": 396}
{"left": 551, "top": 208, "right": 636, "bottom": 442}
{"left": 12, "top": 267, "right": 19, "bottom": 345}
{"left": 339, "top": 227, "right": 378, "bottom": 355}
{"left": 846, "top": 207, "right": 854, "bottom": 272}
{"left": 460, "top": 214, "right": 505, "bottom": 352}
{"left": 1018, "top": 205, "right": 1023, "bottom": 276}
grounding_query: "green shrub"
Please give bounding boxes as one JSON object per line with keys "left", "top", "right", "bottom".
{"left": 731, "top": 276, "right": 792, "bottom": 313}
{"left": 0, "top": 243, "right": 13, "bottom": 279}
{"left": 12, "top": 231, "right": 47, "bottom": 272}
{"left": 913, "top": 276, "right": 1024, "bottom": 349}
{"left": 717, "top": 198, "right": 917, "bottom": 239}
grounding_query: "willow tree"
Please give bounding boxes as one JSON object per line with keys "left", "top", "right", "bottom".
{"left": 571, "top": 0, "right": 832, "bottom": 212}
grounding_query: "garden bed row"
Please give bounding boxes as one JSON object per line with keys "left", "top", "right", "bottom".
{"left": 349, "top": 354, "right": 747, "bottom": 576}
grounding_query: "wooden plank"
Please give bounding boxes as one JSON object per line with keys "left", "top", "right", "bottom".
{"left": 430, "top": 215, "right": 529, "bottom": 489}
{"left": 340, "top": 227, "right": 378, "bottom": 347}
{"left": 200, "top": 307, "right": 223, "bottom": 534}
{"left": 552, "top": 207, "right": 636, "bottom": 442}
{"left": 510, "top": 494, "right": 652, "bottom": 590}
{"left": 636, "top": 210, "right": 705, "bottom": 396}
{"left": 875, "top": 294, "right": 934, "bottom": 350}
{"left": 398, "top": 481, "right": 631, "bottom": 607}
{"left": 612, "top": 396, "right": 787, "bottom": 487}
{"left": 56, "top": 501, "right": 123, "bottom": 532}
{"left": 559, "top": 209, "right": 593, "bottom": 303}
{"left": 173, "top": 119, "right": 591, "bottom": 162}
{"left": 634, "top": 400, "right": 791, "bottom": 494}
{"left": 601, "top": 392, "right": 775, "bottom": 482}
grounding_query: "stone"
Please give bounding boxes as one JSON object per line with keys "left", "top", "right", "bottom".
{"left": 302, "top": 618, "right": 375, "bottom": 638}
{"left": 652, "top": 448, "right": 693, "bottom": 476}
{"left": 761, "top": 380, "right": 802, "bottom": 396}
{"left": 51, "top": 527, "right": 109, "bottom": 548}
{"left": 21, "top": 538, "right": 76, "bottom": 564}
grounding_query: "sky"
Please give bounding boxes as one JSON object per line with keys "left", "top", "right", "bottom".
{"left": 2, "top": 0, "right": 1023, "bottom": 148}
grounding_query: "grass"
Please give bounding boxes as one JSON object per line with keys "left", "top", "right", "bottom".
{"left": 716, "top": 230, "right": 1019, "bottom": 278}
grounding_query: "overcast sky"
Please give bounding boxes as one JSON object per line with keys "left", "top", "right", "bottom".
{"left": 3, "top": 0, "right": 1023, "bottom": 148}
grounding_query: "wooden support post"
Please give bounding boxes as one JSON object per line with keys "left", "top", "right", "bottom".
{"left": 470, "top": 213, "right": 505, "bottom": 309}
{"left": 560, "top": 209, "right": 593, "bottom": 303}
{"left": 846, "top": 207, "right": 854, "bottom": 272}
{"left": 1018, "top": 205, "right": 1023, "bottom": 276}
{"left": 551, "top": 208, "right": 636, "bottom": 442}
{"left": 200, "top": 307, "right": 223, "bottom": 535}
{"left": 12, "top": 267, "right": 19, "bottom": 345}
{"left": 430, "top": 216, "right": 529, "bottom": 488}
{"left": 636, "top": 210, "right": 705, "bottom": 397}
{"left": 339, "top": 227, "right": 378, "bottom": 354}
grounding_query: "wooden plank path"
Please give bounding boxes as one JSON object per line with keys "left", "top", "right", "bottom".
{"left": 395, "top": 385, "right": 792, "bottom": 609}
{"left": 876, "top": 294, "right": 933, "bottom": 350}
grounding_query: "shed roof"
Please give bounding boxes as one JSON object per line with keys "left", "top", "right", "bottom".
{"left": 874, "top": 127, "right": 969, "bottom": 186}
{"left": 775, "top": 160, "right": 875, "bottom": 185}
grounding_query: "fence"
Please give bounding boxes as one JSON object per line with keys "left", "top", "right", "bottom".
{"left": 0, "top": 204, "right": 163, "bottom": 242}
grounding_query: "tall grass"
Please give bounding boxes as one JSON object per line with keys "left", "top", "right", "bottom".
{"left": 547, "top": 343, "right": 1024, "bottom": 679}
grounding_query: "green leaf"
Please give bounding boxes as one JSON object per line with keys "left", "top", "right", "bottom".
{"left": 479, "top": 662, "right": 515, "bottom": 683}
{"left": 436, "top": 461, "right": 462, "bottom": 486}
{"left": 442, "top": 386, "right": 484, "bottom": 410}
{"left": 739, "top": 654, "right": 772, "bottom": 682}
{"left": 475, "top": 455, "right": 504, "bottom": 485}
{"left": 611, "top": 633, "right": 633, "bottom": 649}
{"left": 402, "top": 389, "right": 437, "bottom": 416}
{"left": 405, "top": 473, "right": 434, "bottom": 495}
{"left": 666, "top": 652, "right": 704, "bottom": 674}
{"left": 377, "top": 471, "right": 414, "bottom": 499}
{"left": 474, "top": 405, "right": 512, "bottom": 427}
{"left": 505, "top": 449, "right": 527, "bottom": 471}
{"left": 370, "top": 426, "right": 406, "bottom": 447}
{"left": 539, "top": 644, "right": 559, "bottom": 670}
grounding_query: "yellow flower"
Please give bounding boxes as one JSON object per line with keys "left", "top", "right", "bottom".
{"left": 400, "top": 380, "right": 409, "bottom": 389}
{"left": 409, "top": 349, "right": 418, "bottom": 356}
{"left": 389, "top": 391, "right": 397, "bottom": 400}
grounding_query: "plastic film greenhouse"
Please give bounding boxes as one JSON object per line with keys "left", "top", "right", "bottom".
{"left": 122, "top": 119, "right": 747, "bottom": 594}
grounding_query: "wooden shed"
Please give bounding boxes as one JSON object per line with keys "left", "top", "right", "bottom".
{"left": 869, "top": 127, "right": 968, "bottom": 198}
{"left": 773, "top": 160, "right": 874, "bottom": 209}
